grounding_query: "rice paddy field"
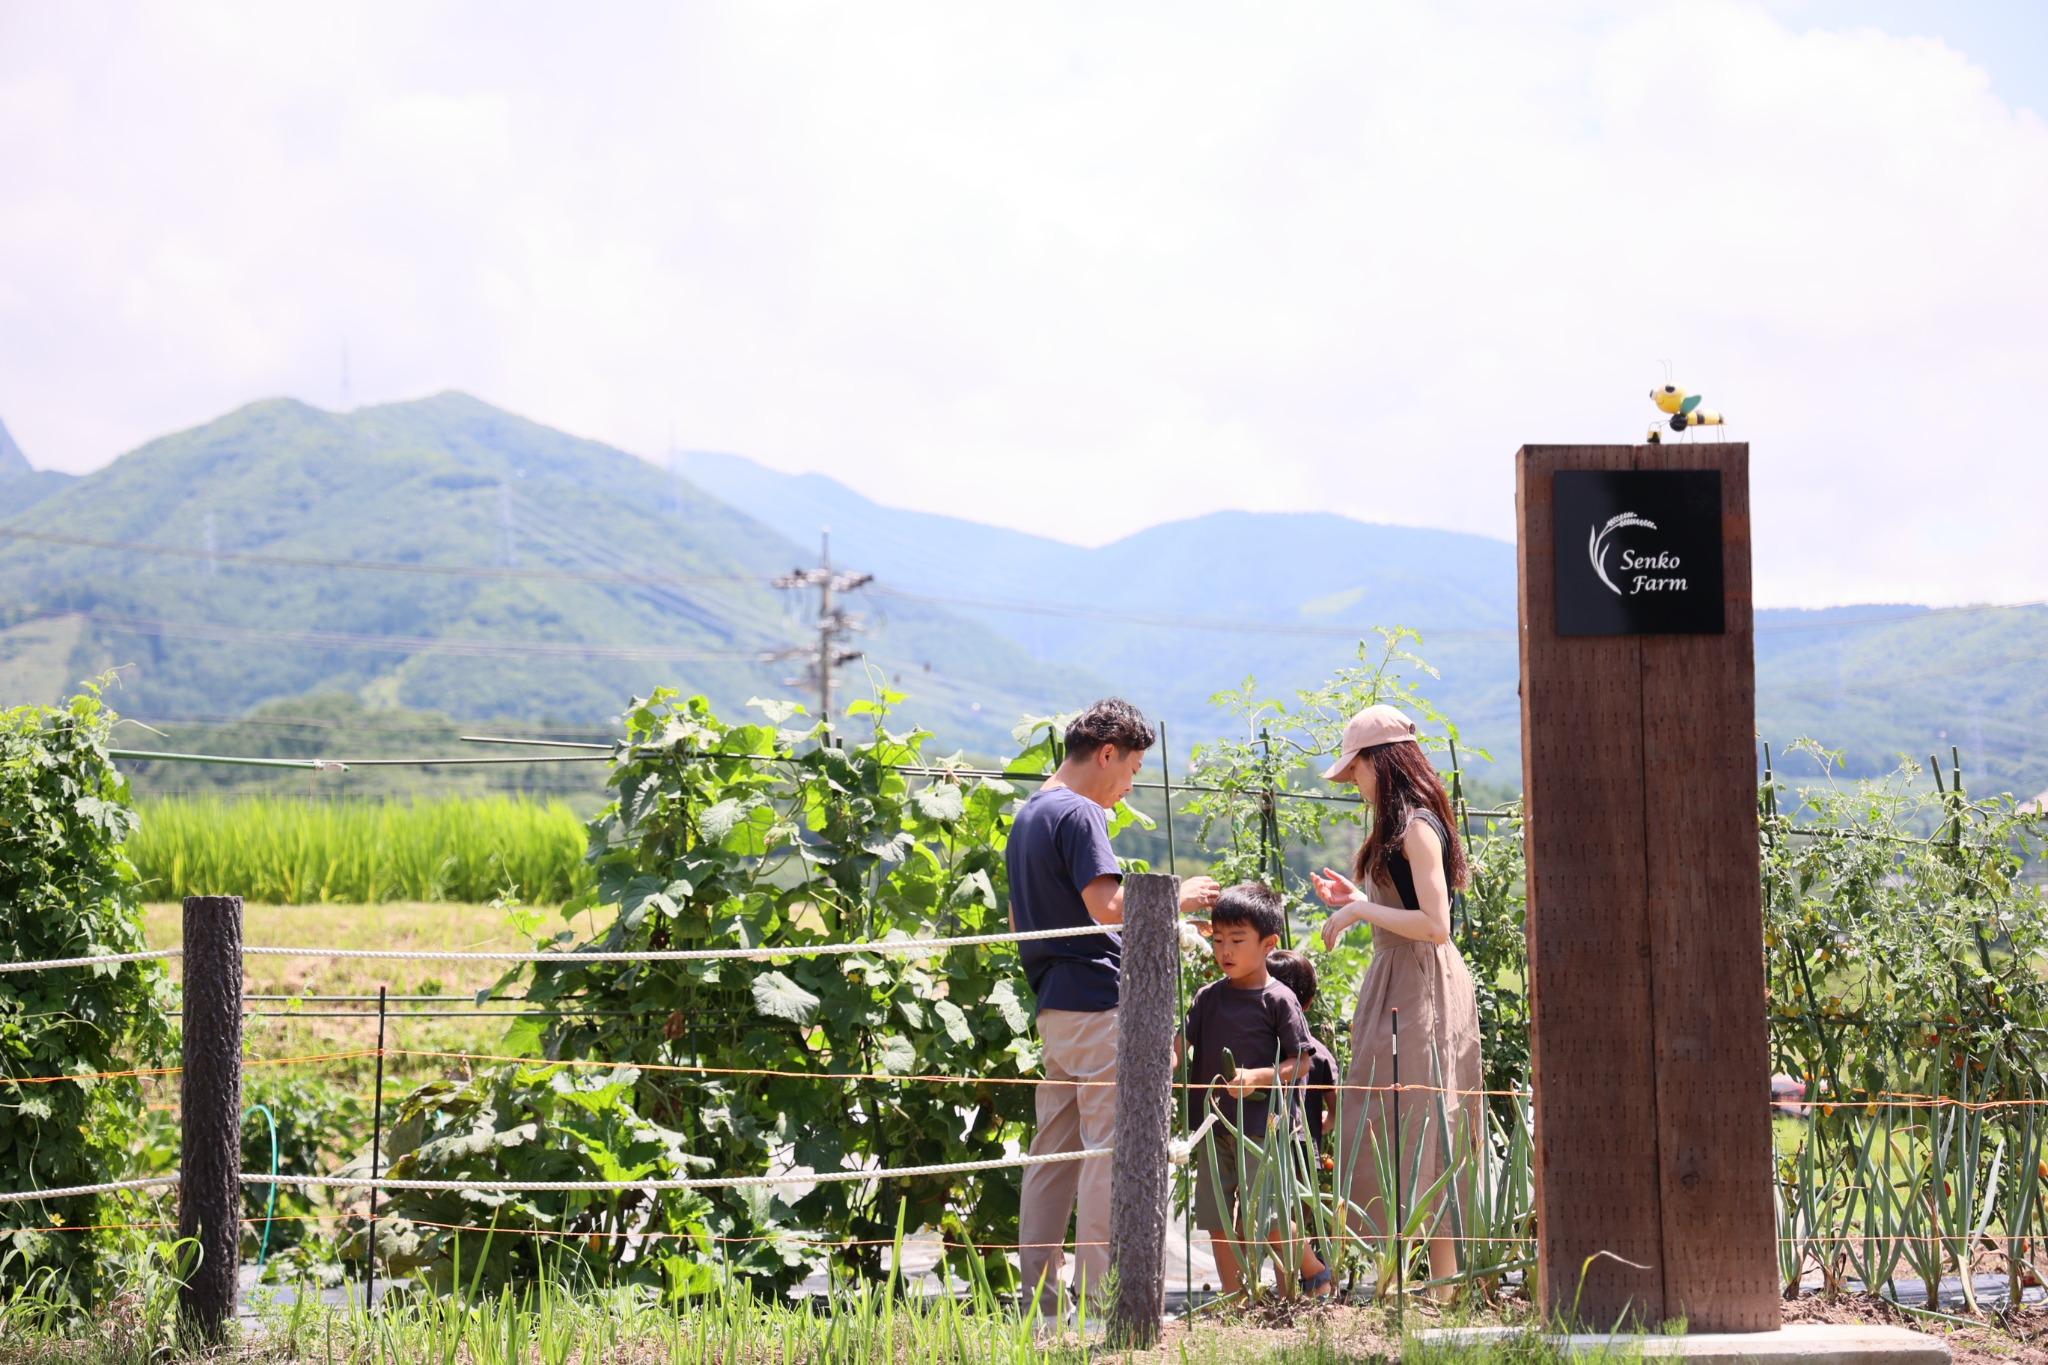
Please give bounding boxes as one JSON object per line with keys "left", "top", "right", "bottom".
{"left": 129, "top": 797, "right": 592, "bottom": 906}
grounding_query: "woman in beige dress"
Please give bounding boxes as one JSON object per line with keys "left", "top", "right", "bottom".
{"left": 1311, "top": 704, "right": 1483, "bottom": 1293}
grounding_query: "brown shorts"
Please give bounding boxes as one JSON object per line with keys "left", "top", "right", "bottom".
{"left": 1191, "top": 1129, "right": 1268, "bottom": 1234}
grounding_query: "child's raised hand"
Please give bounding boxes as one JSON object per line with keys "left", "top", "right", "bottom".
{"left": 1222, "top": 1066, "right": 1268, "bottom": 1100}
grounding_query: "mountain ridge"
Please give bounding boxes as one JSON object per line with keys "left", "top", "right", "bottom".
{"left": 3, "top": 394, "right": 2042, "bottom": 797}
{"left": 688, "top": 447, "right": 2048, "bottom": 796}
{"left": 0, "top": 393, "right": 1112, "bottom": 750}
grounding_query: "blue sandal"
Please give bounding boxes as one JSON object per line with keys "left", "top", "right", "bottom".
{"left": 1300, "top": 1240, "right": 1337, "bottom": 1298}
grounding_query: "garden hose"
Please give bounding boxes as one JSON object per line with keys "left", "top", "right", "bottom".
{"left": 247, "top": 1102, "right": 279, "bottom": 1268}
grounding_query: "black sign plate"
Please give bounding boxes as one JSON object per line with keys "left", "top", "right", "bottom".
{"left": 1554, "top": 470, "right": 1724, "bottom": 636}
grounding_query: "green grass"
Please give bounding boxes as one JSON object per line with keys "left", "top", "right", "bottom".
{"left": 3, "top": 1264, "right": 2031, "bottom": 1365}
{"left": 0, "top": 1253, "right": 1567, "bottom": 1365}
{"left": 129, "top": 797, "right": 592, "bottom": 905}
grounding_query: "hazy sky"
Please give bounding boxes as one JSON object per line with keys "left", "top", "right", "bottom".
{"left": 4, "top": 1, "right": 2046, "bottom": 607}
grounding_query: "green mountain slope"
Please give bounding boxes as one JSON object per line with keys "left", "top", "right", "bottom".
{"left": 686, "top": 453, "right": 2048, "bottom": 799}
{"left": 1751, "top": 603, "right": 2048, "bottom": 795}
{"left": 689, "top": 451, "right": 1524, "bottom": 782}
{"left": 0, "top": 394, "right": 1107, "bottom": 749}
{"left": 8, "top": 405, "right": 2041, "bottom": 798}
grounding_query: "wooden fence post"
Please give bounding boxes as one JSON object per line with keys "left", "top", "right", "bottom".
{"left": 178, "top": 894, "right": 243, "bottom": 1340}
{"left": 1109, "top": 872, "right": 1178, "bottom": 1348}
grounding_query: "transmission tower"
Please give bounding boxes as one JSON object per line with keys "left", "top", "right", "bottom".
{"left": 771, "top": 528, "right": 872, "bottom": 725}
{"left": 667, "top": 423, "right": 684, "bottom": 518}
{"left": 498, "top": 482, "right": 517, "bottom": 567}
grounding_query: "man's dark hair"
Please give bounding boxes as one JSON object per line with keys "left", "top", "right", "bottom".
{"left": 1210, "top": 881, "right": 1286, "bottom": 942}
{"left": 1265, "top": 948, "right": 1318, "bottom": 1010}
{"left": 1063, "top": 698, "right": 1156, "bottom": 762}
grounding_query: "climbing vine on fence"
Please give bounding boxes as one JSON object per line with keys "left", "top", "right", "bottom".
{"left": 0, "top": 681, "right": 173, "bottom": 1302}
{"left": 385, "top": 688, "right": 1150, "bottom": 1294}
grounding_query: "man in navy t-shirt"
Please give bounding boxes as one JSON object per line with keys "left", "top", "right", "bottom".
{"left": 1008, "top": 698, "right": 1219, "bottom": 1320}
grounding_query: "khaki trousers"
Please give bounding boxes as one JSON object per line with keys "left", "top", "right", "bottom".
{"left": 1017, "top": 1007, "right": 1119, "bottom": 1315}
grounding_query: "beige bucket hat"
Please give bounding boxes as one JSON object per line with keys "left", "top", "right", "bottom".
{"left": 1321, "top": 703, "right": 1421, "bottom": 780}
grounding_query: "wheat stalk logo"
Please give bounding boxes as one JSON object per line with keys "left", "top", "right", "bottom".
{"left": 1588, "top": 512, "right": 1657, "bottom": 596}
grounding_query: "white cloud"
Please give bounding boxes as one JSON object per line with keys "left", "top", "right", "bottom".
{"left": 1, "top": 0, "right": 2044, "bottom": 606}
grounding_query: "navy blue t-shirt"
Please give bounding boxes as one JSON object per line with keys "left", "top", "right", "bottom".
{"left": 1006, "top": 786, "right": 1123, "bottom": 1013}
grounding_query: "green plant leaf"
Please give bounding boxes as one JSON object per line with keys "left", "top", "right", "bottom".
{"left": 746, "top": 696, "right": 805, "bottom": 724}
{"left": 912, "top": 784, "right": 966, "bottom": 823}
{"left": 988, "top": 979, "right": 1031, "bottom": 1035}
{"left": 875, "top": 1033, "right": 918, "bottom": 1074}
{"left": 751, "top": 971, "right": 821, "bottom": 1025}
{"left": 933, "top": 999, "right": 973, "bottom": 1046}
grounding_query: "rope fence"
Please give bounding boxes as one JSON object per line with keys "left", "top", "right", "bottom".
{"left": 0, "top": 922, "right": 1109, "bottom": 976}
{"left": 0, "top": 882, "right": 1224, "bottom": 1335}
{"left": 0, "top": 1176, "right": 181, "bottom": 1206}
{"left": 9, "top": 876, "right": 2046, "bottom": 1334}
{"left": 0, "top": 1114, "right": 1215, "bottom": 1206}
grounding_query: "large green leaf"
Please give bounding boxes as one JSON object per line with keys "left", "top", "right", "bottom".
{"left": 874, "top": 1033, "right": 918, "bottom": 1074}
{"left": 912, "top": 784, "right": 966, "bottom": 823}
{"left": 988, "top": 979, "right": 1031, "bottom": 1036}
{"left": 750, "top": 971, "right": 821, "bottom": 1025}
{"left": 932, "top": 999, "right": 973, "bottom": 1046}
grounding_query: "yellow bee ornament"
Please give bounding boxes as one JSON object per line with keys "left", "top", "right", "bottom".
{"left": 1645, "top": 382, "right": 1723, "bottom": 444}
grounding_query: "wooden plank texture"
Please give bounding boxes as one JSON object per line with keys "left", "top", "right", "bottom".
{"left": 1635, "top": 442, "right": 1778, "bottom": 1330}
{"left": 1517, "top": 445, "right": 1667, "bottom": 1326}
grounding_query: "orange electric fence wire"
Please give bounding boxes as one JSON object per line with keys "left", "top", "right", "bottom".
{"left": 19, "top": 1047, "right": 2042, "bottom": 1115}
{"left": 3, "top": 1049, "right": 383, "bottom": 1089}
{"left": 381, "top": 1049, "right": 2048, "bottom": 1109}
{"left": 379, "top": 1048, "right": 1538, "bottom": 1099}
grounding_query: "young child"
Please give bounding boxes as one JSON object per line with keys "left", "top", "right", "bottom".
{"left": 1265, "top": 948, "right": 1341, "bottom": 1296}
{"left": 1265, "top": 949, "right": 1340, "bottom": 1158}
{"left": 1180, "top": 882, "right": 1330, "bottom": 1296}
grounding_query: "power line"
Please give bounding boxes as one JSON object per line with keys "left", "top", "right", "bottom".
{"left": 502, "top": 489, "right": 745, "bottom": 637}
{"left": 7, "top": 524, "right": 2045, "bottom": 643}
{"left": 863, "top": 584, "right": 1515, "bottom": 641}
{"left": 42, "top": 609, "right": 784, "bottom": 664}
{"left": 0, "top": 527, "right": 759, "bottom": 589}
{"left": 118, "top": 711, "right": 618, "bottom": 740}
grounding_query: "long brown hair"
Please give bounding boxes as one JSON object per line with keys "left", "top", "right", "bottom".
{"left": 1350, "top": 741, "right": 1469, "bottom": 893}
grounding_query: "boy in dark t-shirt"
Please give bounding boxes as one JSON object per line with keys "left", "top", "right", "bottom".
{"left": 1180, "top": 883, "right": 1330, "bottom": 1296}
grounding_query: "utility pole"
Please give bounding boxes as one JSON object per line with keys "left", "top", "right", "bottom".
{"left": 772, "top": 528, "right": 872, "bottom": 725}
{"left": 667, "top": 423, "right": 684, "bottom": 518}
{"left": 498, "top": 482, "right": 517, "bottom": 567}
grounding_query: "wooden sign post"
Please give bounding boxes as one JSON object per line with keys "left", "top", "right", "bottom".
{"left": 1515, "top": 443, "right": 1776, "bottom": 1331}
